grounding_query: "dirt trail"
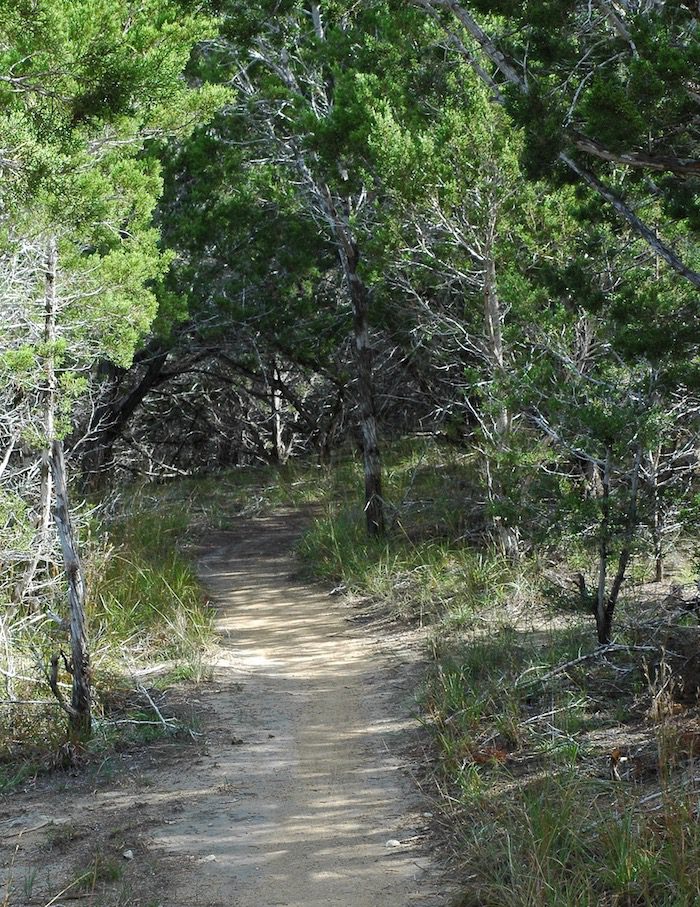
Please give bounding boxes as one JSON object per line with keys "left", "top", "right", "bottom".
{"left": 1, "top": 511, "right": 452, "bottom": 906}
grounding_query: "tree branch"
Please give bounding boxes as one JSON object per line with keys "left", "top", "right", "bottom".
{"left": 572, "top": 132, "right": 700, "bottom": 178}
{"left": 560, "top": 152, "right": 700, "bottom": 289}
{"left": 414, "top": 0, "right": 700, "bottom": 289}
{"left": 593, "top": 0, "right": 639, "bottom": 58}
{"left": 416, "top": 0, "right": 527, "bottom": 92}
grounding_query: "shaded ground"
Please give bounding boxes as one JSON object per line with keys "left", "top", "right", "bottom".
{"left": 1, "top": 511, "right": 453, "bottom": 906}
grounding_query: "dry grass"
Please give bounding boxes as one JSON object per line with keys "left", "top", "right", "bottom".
{"left": 424, "top": 605, "right": 700, "bottom": 907}
{"left": 0, "top": 493, "right": 212, "bottom": 786}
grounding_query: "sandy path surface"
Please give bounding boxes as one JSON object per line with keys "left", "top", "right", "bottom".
{"left": 156, "top": 512, "right": 450, "bottom": 906}
{"left": 1, "top": 511, "right": 452, "bottom": 906}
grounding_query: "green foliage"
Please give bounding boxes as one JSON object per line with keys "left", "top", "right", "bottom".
{"left": 0, "top": 0, "right": 230, "bottom": 390}
{"left": 0, "top": 491, "right": 32, "bottom": 551}
{"left": 157, "top": 0, "right": 439, "bottom": 367}
{"left": 0, "top": 0, "right": 228, "bottom": 187}
{"left": 471, "top": 0, "right": 700, "bottom": 232}
{"left": 580, "top": 74, "right": 647, "bottom": 152}
{"left": 297, "top": 440, "right": 532, "bottom": 623}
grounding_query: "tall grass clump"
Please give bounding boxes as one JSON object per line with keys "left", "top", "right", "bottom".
{"left": 143, "top": 460, "right": 335, "bottom": 530}
{"left": 452, "top": 770, "right": 700, "bottom": 907}
{"left": 299, "top": 504, "right": 524, "bottom": 624}
{"left": 88, "top": 503, "right": 212, "bottom": 675}
{"left": 295, "top": 438, "right": 529, "bottom": 622}
{"left": 0, "top": 495, "right": 213, "bottom": 778}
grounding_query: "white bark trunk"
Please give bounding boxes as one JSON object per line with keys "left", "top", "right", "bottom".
{"left": 15, "top": 237, "right": 57, "bottom": 603}
{"left": 51, "top": 438, "right": 91, "bottom": 740}
{"left": 482, "top": 221, "right": 517, "bottom": 557}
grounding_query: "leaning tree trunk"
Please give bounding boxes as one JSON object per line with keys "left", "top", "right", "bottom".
{"left": 81, "top": 343, "right": 169, "bottom": 487}
{"left": 39, "top": 238, "right": 91, "bottom": 740}
{"left": 345, "top": 251, "right": 384, "bottom": 537}
{"left": 51, "top": 439, "right": 91, "bottom": 740}
{"left": 595, "top": 446, "right": 642, "bottom": 644}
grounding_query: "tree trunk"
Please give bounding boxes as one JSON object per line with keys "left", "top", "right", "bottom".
{"left": 653, "top": 531, "right": 664, "bottom": 584}
{"left": 595, "top": 449, "right": 612, "bottom": 644}
{"left": 597, "top": 609, "right": 613, "bottom": 646}
{"left": 267, "top": 359, "right": 286, "bottom": 465}
{"left": 51, "top": 439, "right": 91, "bottom": 741}
{"left": 482, "top": 228, "right": 518, "bottom": 558}
{"left": 38, "top": 237, "right": 91, "bottom": 740}
{"left": 317, "top": 386, "right": 345, "bottom": 466}
{"left": 15, "top": 238, "right": 58, "bottom": 603}
{"left": 483, "top": 246, "right": 505, "bottom": 376}
{"left": 81, "top": 344, "right": 169, "bottom": 487}
{"left": 288, "top": 147, "right": 383, "bottom": 533}
{"left": 595, "top": 446, "right": 642, "bottom": 644}
{"left": 648, "top": 447, "right": 664, "bottom": 582}
{"left": 347, "top": 260, "right": 384, "bottom": 537}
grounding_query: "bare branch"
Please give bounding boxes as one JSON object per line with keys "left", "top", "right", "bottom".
{"left": 572, "top": 132, "right": 700, "bottom": 177}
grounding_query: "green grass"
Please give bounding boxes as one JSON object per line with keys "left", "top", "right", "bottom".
{"left": 295, "top": 439, "right": 523, "bottom": 623}
{"left": 426, "top": 618, "right": 700, "bottom": 907}
{"left": 0, "top": 492, "right": 211, "bottom": 777}
{"left": 0, "top": 758, "right": 41, "bottom": 792}
{"left": 280, "top": 438, "right": 700, "bottom": 907}
{"left": 138, "top": 459, "right": 335, "bottom": 530}
{"left": 75, "top": 853, "right": 123, "bottom": 892}
{"left": 4, "top": 436, "right": 698, "bottom": 904}
{"left": 450, "top": 766, "right": 700, "bottom": 907}
{"left": 299, "top": 506, "right": 535, "bottom": 626}
{"left": 88, "top": 504, "right": 212, "bottom": 672}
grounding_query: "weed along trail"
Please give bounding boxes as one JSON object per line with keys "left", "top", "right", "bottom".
{"left": 147, "top": 510, "right": 450, "bottom": 906}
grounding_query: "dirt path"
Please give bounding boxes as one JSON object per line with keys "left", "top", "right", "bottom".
{"left": 1, "top": 512, "right": 452, "bottom": 906}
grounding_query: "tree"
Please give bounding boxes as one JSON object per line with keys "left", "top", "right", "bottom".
{"left": 414, "top": 0, "right": 700, "bottom": 289}
{"left": 0, "top": 0, "right": 227, "bottom": 739}
{"left": 365, "top": 45, "right": 587, "bottom": 555}
{"left": 211, "top": 0, "right": 398, "bottom": 535}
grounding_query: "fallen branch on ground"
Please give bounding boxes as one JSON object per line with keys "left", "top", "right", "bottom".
{"left": 516, "top": 643, "right": 661, "bottom": 687}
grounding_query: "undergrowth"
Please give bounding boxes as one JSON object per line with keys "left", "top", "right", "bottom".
{"left": 88, "top": 504, "right": 211, "bottom": 672}
{"left": 299, "top": 509, "right": 523, "bottom": 625}
{"left": 4, "top": 436, "right": 700, "bottom": 905}
{"left": 429, "top": 628, "right": 700, "bottom": 907}
{"left": 291, "top": 437, "right": 700, "bottom": 907}
{"left": 0, "top": 496, "right": 210, "bottom": 783}
{"left": 139, "top": 459, "right": 333, "bottom": 529}
{"left": 296, "top": 439, "right": 513, "bottom": 624}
